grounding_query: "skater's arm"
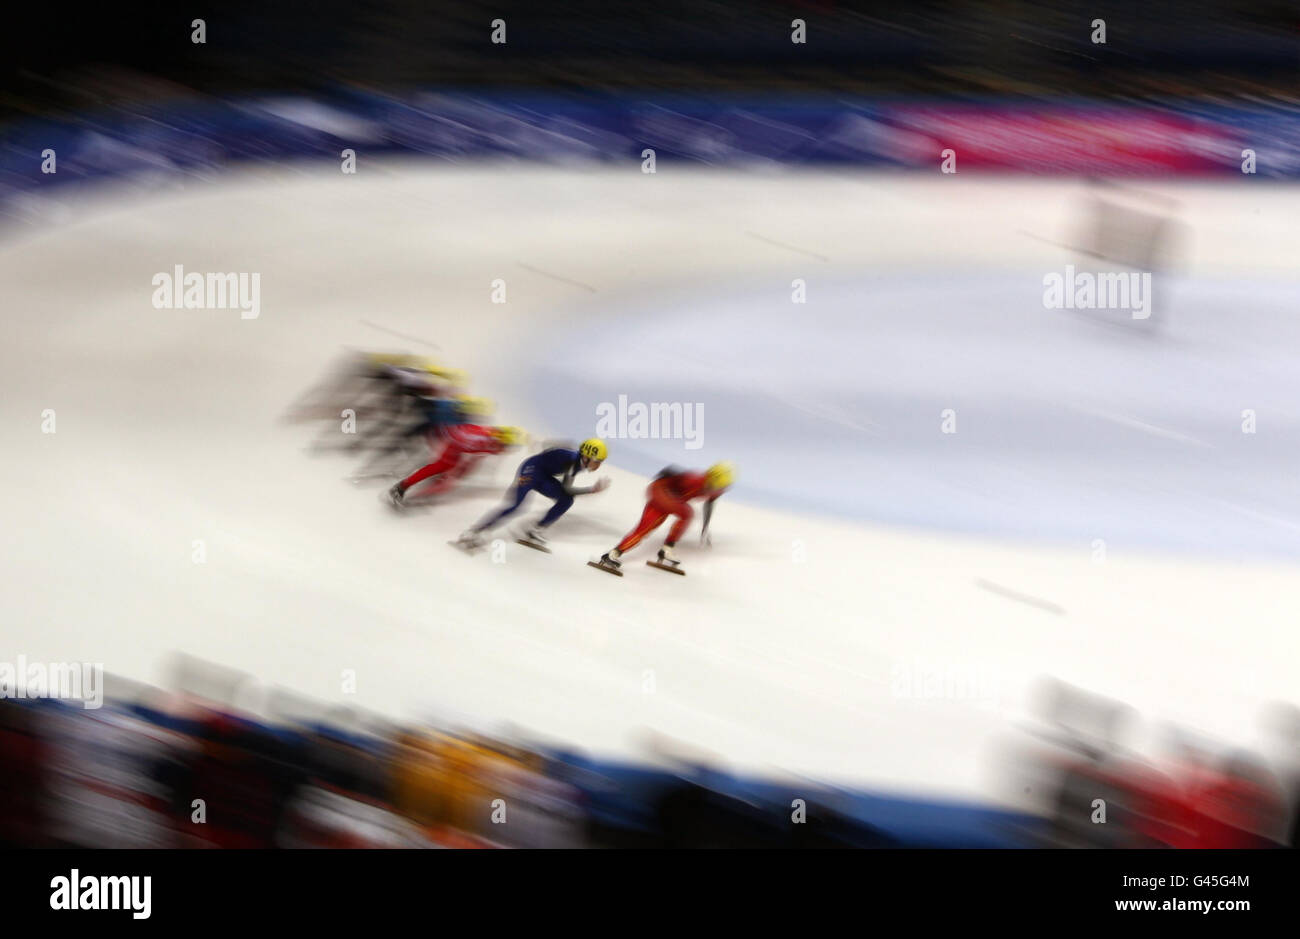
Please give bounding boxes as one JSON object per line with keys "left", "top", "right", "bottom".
{"left": 563, "top": 477, "right": 609, "bottom": 495}
{"left": 561, "top": 461, "right": 608, "bottom": 495}
{"left": 700, "top": 493, "right": 721, "bottom": 545}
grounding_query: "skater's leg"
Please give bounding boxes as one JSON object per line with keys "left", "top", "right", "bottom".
{"left": 664, "top": 501, "right": 695, "bottom": 545}
{"left": 472, "top": 478, "right": 532, "bottom": 532}
{"left": 425, "top": 453, "right": 481, "bottom": 495}
{"left": 533, "top": 476, "right": 574, "bottom": 529}
{"left": 397, "top": 446, "right": 459, "bottom": 496}
{"left": 614, "top": 503, "right": 670, "bottom": 554}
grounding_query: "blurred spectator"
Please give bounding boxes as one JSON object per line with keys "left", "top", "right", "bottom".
{"left": 5, "top": 666, "right": 1296, "bottom": 848}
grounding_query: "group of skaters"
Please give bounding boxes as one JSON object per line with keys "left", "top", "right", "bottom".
{"left": 290, "top": 351, "right": 733, "bottom": 575}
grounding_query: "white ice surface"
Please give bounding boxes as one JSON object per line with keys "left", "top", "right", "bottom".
{"left": 2, "top": 165, "right": 1298, "bottom": 803}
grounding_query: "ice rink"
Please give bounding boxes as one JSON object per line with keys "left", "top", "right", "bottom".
{"left": 3, "top": 164, "right": 1299, "bottom": 804}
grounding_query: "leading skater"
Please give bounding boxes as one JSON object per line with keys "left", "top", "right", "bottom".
{"left": 592, "top": 462, "right": 733, "bottom": 574}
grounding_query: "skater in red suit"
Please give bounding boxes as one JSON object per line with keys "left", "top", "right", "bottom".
{"left": 386, "top": 424, "right": 523, "bottom": 507}
{"left": 596, "top": 462, "right": 734, "bottom": 573}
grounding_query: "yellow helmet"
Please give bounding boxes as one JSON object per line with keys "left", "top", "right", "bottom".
{"left": 425, "top": 364, "right": 468, "bottom": 385}
{"left": 579, "top": 438, "right": 608, "bottom": 462}
{"left": 492, "top": 426, "right": 525, "bottom": 446}
{"left": 367, "top": 352, "right": 458, "bottom": 379}
{"left": 705, "top": 462, "right": 735, "bottom": 490}
{"left": 454, "top": 395, "right": 494, "bottom": 418}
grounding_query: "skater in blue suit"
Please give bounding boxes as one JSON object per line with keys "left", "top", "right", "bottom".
{"left": 456, "top": 438, "right": 609, "bottom": 548}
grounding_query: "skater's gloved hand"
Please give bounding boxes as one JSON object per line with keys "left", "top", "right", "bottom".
{"left": 592, "top": 477, "right": 611, "bottom": 493}
{"left": 700, "top": 529, "right": 711, "bottom": 548}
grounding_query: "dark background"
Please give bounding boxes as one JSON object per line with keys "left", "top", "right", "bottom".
{"left": 2, "top": 0, "right": 1296, "bottom": 120}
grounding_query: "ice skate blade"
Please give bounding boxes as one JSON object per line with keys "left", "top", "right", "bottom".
{"left": 448, "top": 539, "right": 483, "bottom": 554}
{"left": 516, "top": 538, "right": 552, "bottom": 554}
{"left": 646, "top": 560, "right": 685, "bottom": 576}
{"left": 587, "top": 560, "right": 623, "bottom": 577}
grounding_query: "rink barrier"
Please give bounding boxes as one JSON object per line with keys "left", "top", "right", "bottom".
{"left": 3, "top": 92, "right": 1299, "bottom": 218}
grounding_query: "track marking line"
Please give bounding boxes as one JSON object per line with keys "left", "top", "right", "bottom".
{"left": 974, "top": 579, "right": 1065, "bottom": 616}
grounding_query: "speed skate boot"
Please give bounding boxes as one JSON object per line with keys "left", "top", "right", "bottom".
{"left": 588, "top": 548, "right": 623, "bottom": 576}
{"left": 647, "top": 544, "right": 685, "bottom": 575}
{"left": 516, "top": 526, "right": 551, "bottom": 553}
{"left": 454, "top": 529, "right": 485, "bottom": 551}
